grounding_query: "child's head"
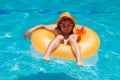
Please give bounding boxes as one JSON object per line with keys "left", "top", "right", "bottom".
{"left": 56, "top": 12, "right": 76, "bottom": 34}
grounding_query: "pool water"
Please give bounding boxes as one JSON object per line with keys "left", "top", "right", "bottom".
{"left": 0, "top": 0, "right": 120, "bottom": 80}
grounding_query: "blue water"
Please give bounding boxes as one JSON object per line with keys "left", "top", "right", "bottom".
{"left": 0, "top": 0, "right": 120, "bottom": 80}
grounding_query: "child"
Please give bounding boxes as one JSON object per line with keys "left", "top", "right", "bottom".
{"left": 24, "top": 12, "right": 83, "bottom": 66}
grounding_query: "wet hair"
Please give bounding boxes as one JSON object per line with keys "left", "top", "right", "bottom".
{"left": 56, "top": 18, "right": 75, "bottom": 34}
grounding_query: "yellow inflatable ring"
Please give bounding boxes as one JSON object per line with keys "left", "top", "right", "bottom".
{"left": 31, "top": 24, "right": 100, "bottom": 60}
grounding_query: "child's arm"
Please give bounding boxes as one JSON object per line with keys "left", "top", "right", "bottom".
{"left": 24, "top": 25, "right": 55, "bottom": 40}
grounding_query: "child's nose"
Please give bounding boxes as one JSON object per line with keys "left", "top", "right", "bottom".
{"left": 64, "top": 22, "right": 69, "bottom": 26}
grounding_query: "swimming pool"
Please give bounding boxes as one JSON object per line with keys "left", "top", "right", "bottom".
{"left": 0, "top": 0, "right": 120, "bottom": 80}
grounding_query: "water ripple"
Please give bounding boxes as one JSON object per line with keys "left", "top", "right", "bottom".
{"left": 0, "top": 9, "right": 118, "bottom": 15}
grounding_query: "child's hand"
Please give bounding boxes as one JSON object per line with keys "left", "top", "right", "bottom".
{"left": 24, "top": 31, "right": 32, "bottom": 40}
{"left": 76, "top": 26, "right": 86, "bottom": 36}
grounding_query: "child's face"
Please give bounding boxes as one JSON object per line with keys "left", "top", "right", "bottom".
{"left": 60, "top": 19, "right": 74, "bottom": 34}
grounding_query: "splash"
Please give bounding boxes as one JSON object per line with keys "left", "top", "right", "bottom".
{"left": 83, "top": 53, "right": 99, "bottom": 66}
